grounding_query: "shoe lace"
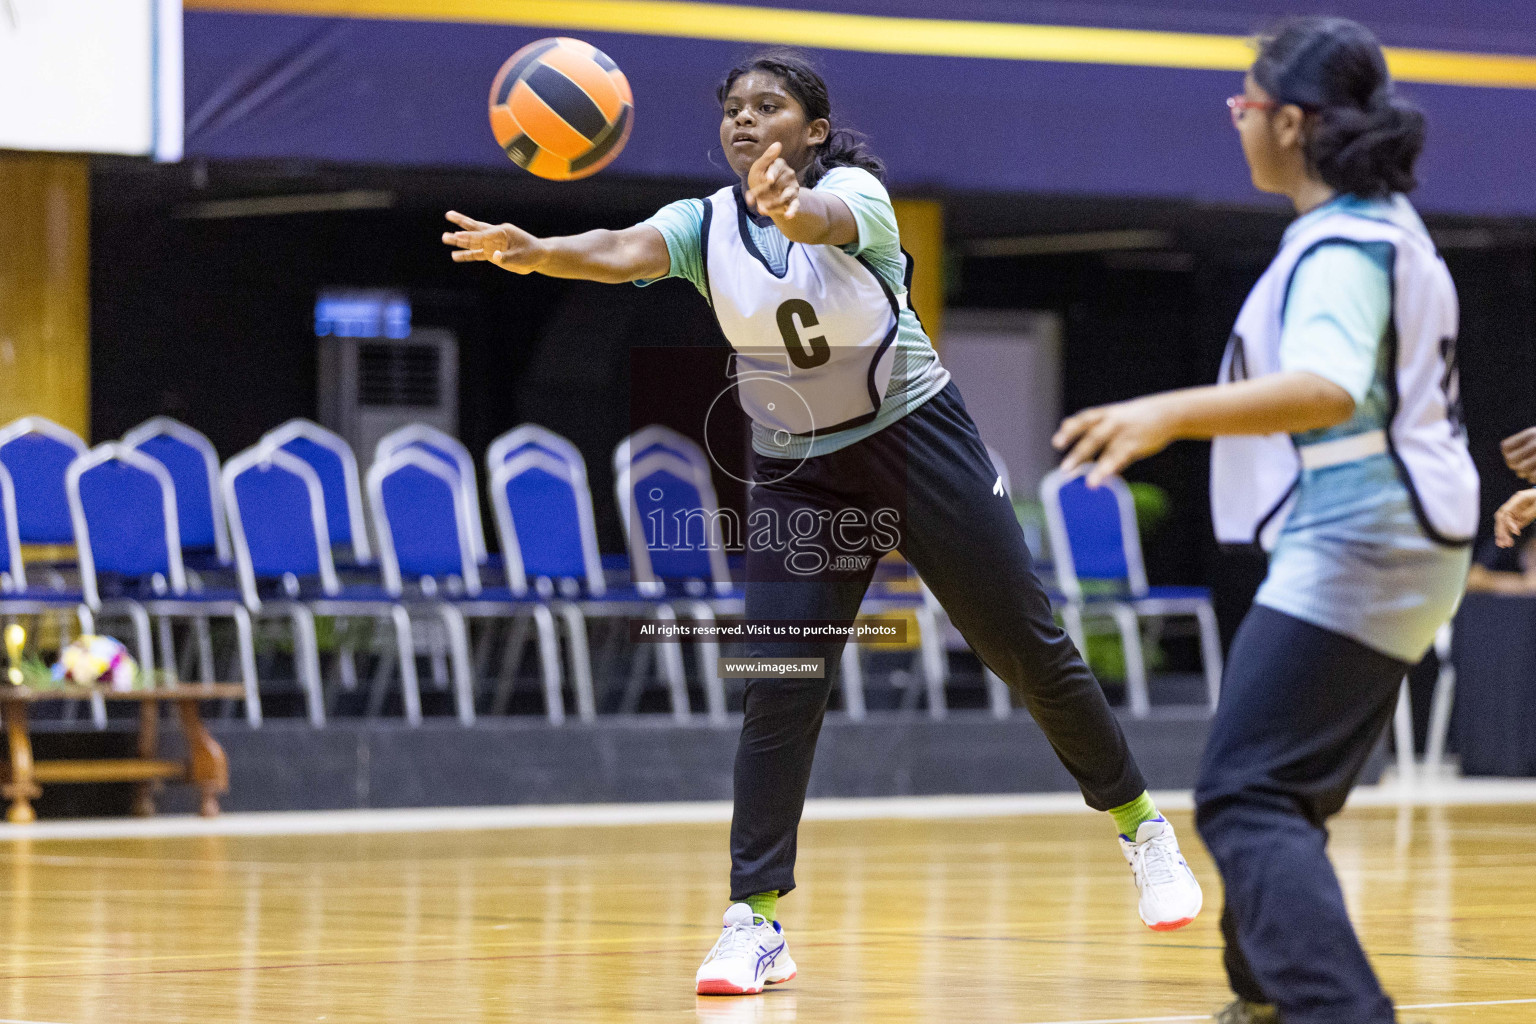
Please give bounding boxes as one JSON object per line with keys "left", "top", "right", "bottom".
{"left": 1132, "top": 833, "right": 1184, "bottom": 888}
{"left": 706, "top": 918, "right": 762, "bottom": 963}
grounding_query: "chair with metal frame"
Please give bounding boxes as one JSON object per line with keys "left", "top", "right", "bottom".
{"left": 122, "top": 417, "right": 233, "bottom": 571}
{"left": 613, "top": 427, "right": 746, "bottom": 724}
{"left": 490, "top": 427, "right": 695, "bottom": 722}
{"left": 0, "top": 416, "right": 88, "bottom": 552}
{"left": 1422, "top": 623, "right": 1457, "bottom": 776}
{"left": 485, "top": 423, "right": 586, "bottom": 472}
{"left": 223, "top": 444, "right": 412, "bottom": 727}
{"left": 375, "top": 423, "right": 488, "bottom": 566}
{"left": 1040, "top": 465, "right": 1223, "bottom": 718}
{"left": 0, "top": 461, "right": 104, "bottom": 726}
{"left": 122, "top": 417, "right": 233, "bottom": 684}
{"left": 260, "top": 419, "right": 373, "bottom": 566}
{"left": 368, "top": 448, "right": 564, "bottom": 725}
{"left": 261, "top": 419, "right": 375, "bottom": 697}
{"left": 67, "top": 444, "right": 262, "bottom": 724}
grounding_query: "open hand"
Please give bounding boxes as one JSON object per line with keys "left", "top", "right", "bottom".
{"left": 441, "top": 210, "right": 546, "bottom": 274}
{"left": 1501, "top": 427, "right": 1536, "bottom": 482}
{"left": 1052, "top": 397, "right": 1177, "bottom": 488}
{"left": 745, "top": 142, "right": 801, "bottom": 220}
{"left": 1495, "top": 488, "right": 1536, "bottom": 548}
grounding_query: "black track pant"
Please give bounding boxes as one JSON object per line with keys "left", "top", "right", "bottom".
{"left": 730, "top": 382, "right": 1148, "bottom": 899}
{"left": 1196, "top": 605, "right": 1407, "bottom": 1024}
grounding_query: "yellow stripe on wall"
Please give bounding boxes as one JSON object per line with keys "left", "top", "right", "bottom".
{"left": 186, "top": 0, "right": 1536, "bottom": 90}
{"left": 893, "top": 199, "right": 943, "bottom": 347}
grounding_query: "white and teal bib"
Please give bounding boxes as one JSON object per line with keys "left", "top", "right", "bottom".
{"left": 702, "top": 185, "right": 900, "bottom": 438}
{"left": 1210, "top": 203, "right": 1478, "bottom": 550}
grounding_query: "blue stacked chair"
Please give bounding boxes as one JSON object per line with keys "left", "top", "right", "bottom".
{"left": 0, "top": 460, "right": 99, "bottom": 706}
{"left": 122, "top": 417, "right": 233, "bottom": 686}
{"left": 376, "top": 424, "right": 489, "bottom": 568}
{"left": 487, "top": 423, "right": 587, "bottom": 472}
{"left": 262, "top": 419, "right": 377, "bottom": 696}
{"left": 0, "top": 428, "right": 105, "bottom": 727}
{"left": 0, "top": 416, "right": 87, "bottom": 553}
{"left": 222, "top": 444, "right": 415, "bottom": 726}
{"left": 260, "top": 419, "right": 373, "bottom": 567}
{"left": 488, "top": 426, "right": 606, "bottom": 595}
{"left": 122, "top": 418, "right": 232, "bottom": 572}
{"left": 489, "top": 424, "right": 691, "bottom": 721}
{"left": 1040, "top": 466, "right": 1223, "bottom": 717}
{"left": 0, "top": 461, "right": 90, "bottom": 628}
{"left": 66, "top": 444, "right": 261, "bottom": 723}
{"left": 0, "top": 463, "right": 18, "bottom": 597}
{"left": 613, "top": 425, "right": 743, "bottom": 724}
{"left": 368, "top": 447, "right": 564, "bottom": 725}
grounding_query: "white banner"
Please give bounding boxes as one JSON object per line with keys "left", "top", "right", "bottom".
{"left": 0, "top": 0, "right": 182, "bottom": 159}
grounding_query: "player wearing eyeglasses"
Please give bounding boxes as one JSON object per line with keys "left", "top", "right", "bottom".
{"left": 1055, "top": 18, "right": 1476, "bottom": 1024}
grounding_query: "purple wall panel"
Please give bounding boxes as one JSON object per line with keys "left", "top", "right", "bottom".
{"left": 729, "top": 0, "right": 1536, "bottom": 54}
{"left": 183, "top": 12, "right": 1536, "bottom": 215}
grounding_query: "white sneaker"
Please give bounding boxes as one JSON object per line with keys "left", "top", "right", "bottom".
{"left": 695, "top": 903, "right": 798, "bottom": 996}
{"left": 1119, "top": 816, "right": 1203, "bottom": 931}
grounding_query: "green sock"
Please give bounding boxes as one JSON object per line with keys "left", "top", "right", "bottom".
{"left": 1109, "top": 791, "right": 1161, "bottom": 837}
{"left": 743, "top": 891, "right": 779, "bottom": 921}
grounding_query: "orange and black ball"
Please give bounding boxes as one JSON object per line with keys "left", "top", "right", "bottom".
{"left": 488, "top": 37, "right": 633, "bottom": 181}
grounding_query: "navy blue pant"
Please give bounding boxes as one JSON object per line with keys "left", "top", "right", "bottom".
{"left": 1196, "top": 605, "right": 1409, "bottom": 1024}
{"left": 730, "top": 383, "right": 1148, "bottom": 900}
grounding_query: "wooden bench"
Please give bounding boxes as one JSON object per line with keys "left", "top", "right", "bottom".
{"left": 0, "top": 683, "right": 246, "bottom": 823}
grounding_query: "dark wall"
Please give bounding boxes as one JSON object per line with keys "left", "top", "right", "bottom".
{"left": 1445, "top": 247, "right": 1536, "bottom": 534}
{"left": 89, "top": 161, "right": 738, "bottom": 554}
{"left": 954, "top": 249, "right": 1250, "bottom": 594}
{"left": 91, "top": 160, "right": 1536, "bottom": 573}
{"left": 92, "top": 186, "right": 590, "bottom": 459}
{"left": 953, "top": 229, "right": 1536, "bottom": 644}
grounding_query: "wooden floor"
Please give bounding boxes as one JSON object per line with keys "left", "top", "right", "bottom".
{"left": 0, "top": 804, "right": 1533, "bottom": 1023}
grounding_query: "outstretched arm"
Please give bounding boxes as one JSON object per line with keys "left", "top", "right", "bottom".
{"left": 1052, "top": 373, "right": 1356, "bottom": 488}
{"left": 441, "top": 210, "right": 671, "bottom": 283}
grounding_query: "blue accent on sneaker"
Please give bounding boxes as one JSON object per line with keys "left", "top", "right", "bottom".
{"left": 756, "top": 941, "right": 786, "bottom": 975}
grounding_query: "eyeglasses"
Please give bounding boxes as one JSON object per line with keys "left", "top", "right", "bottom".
{"left": 1227, "top": 94, "right": 1276, "bottom": 127}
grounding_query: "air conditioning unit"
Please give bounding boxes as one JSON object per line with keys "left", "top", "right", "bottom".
{"left": 315, "top": 290, "right": 458, "bottom": 470}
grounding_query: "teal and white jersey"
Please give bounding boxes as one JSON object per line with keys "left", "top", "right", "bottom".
{"left": 1232, "top": 194, "right": 1475, "bottom": 662}
{"left": 638, "top": 166, "right": 949, "bottom": 459}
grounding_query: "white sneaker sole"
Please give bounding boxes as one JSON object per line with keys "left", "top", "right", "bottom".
{"left": 695, "top": 973, "right": 795, "bottom": 996}
{"left": 696, "top": 978, "right": 764, "bottom": 996}
{"left": 1144, "top": 913, "right": 1196, "bottom": 932}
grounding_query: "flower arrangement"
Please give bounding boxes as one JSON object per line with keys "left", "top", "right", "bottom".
{"left": 54, "top": 635, "right": 140, "bottom": 690}
{"left": 4, "top": 626, "right": 162, "bottom": 692}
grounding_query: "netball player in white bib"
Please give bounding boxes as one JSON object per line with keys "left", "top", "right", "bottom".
{"left": 443, "top": 50, "right": 1201, "bottom": 996}
{"left": 1053, "top": 19, "right": 1476, "bottom": 1024}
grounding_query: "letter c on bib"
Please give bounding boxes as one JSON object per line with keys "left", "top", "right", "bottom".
{"left": 776, "top": 299, "right": 831, "bottom": 369}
